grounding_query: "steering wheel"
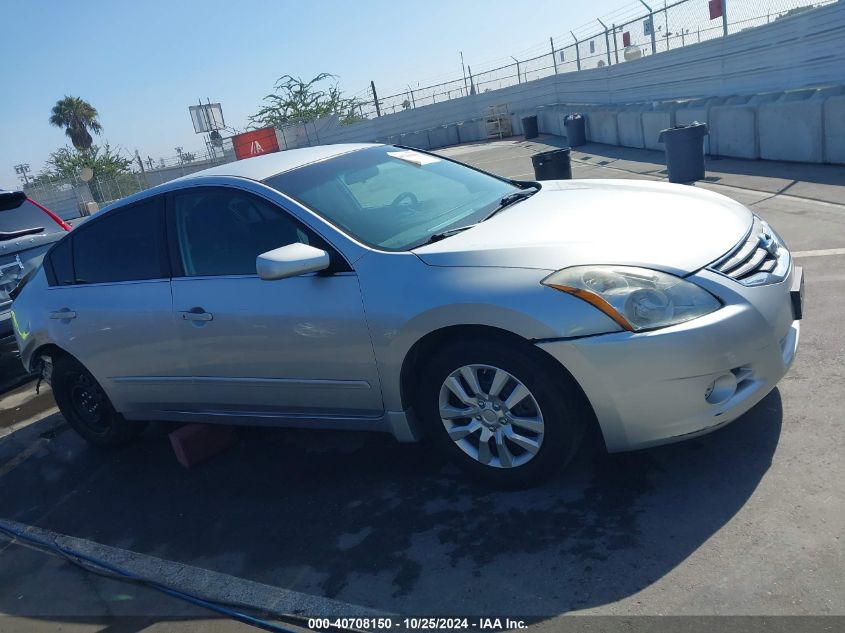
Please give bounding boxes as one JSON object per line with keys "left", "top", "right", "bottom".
{"left": 390, "top": 191, "right": 420, "bottom": 211}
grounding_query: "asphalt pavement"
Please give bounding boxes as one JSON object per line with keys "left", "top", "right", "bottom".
{"left": 1, "top": 137, "right": 842, "bottom": 632}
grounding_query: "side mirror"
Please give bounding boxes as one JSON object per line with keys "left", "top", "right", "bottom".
{"left": 256, "top": 243, "right": 330, "bottom": 281}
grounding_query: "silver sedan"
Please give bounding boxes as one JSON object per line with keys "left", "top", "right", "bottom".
{"left": 10, "top": 144, "right": 803, "bottom": 487}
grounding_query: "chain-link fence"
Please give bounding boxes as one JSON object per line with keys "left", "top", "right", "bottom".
{"left": 23, "top": 142, "right": 237, "bottom": 217}
{"left": 363, "top": 0, "right": 836, "bottom": 117}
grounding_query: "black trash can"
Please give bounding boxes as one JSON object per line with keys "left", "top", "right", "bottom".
{"left": 658, "top": 122, "right": 709, "bottom": 183}
{"left": 522, "top": 115, "right": 539, "bottom": 139}
{"left": 563, "top": 113, "right": 586, "bottom": 147}
{"left": 531, "top": 147, "right": 572, "bottom": 180}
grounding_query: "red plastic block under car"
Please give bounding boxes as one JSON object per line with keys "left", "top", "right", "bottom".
{"left": 169, "top": 424, "right": 238, "bottom": 469}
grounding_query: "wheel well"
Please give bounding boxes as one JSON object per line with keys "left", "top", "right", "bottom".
{"left": 27, "top": 343, "right": 70, "bottom": 372}
{"left": 399, "top": 325, "right": 597, "bottom": 429}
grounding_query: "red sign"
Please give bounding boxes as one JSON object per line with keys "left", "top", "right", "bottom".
{"left": 232, "top": 127, "right": 280, "bottom": 160}
{"left": 622, "top": 31, "right": 631, "bottom": 47}
{"left": 709, "top": 0, "right": 723, "bottom": 20}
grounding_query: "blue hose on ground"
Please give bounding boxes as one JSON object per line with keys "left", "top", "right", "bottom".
{"left": 0, "top": 522, "right": 301, "bottom": 633}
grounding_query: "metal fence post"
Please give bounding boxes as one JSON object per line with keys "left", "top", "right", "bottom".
{"left": 371, "top": 81, "right": 381, "bottom": 117}
{"left": 721, "top": 0, "right": 728, "bottom": 36}
{"left": 550, "top": 37, "right": 558, "bottom": 74}
{"left": 511, "top": 57, "right": 521, "bottom": 84}
{"left": 598, "top": 19, "right": 612, "bottom": 66}
{"left": 612, "top": 23, "right": 620, "bottom": 63}
{"left": 638, "top": 0, "right": 657, "bottom": 56}
{"left": 408, "top": 86, "right": 416, "bottom": 108}
{"left": 570, "top": 32, "right": 581, "bottom": 71}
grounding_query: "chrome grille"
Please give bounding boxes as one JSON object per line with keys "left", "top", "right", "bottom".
{"left": 710, "top": 216, "right": 788, "bottom": 285}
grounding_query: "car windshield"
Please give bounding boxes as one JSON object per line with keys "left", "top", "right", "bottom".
{"left": 264, "top": 145, "right": 520, "bottom": 250}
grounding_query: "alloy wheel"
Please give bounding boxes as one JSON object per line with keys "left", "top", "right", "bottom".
{"left": 438, "top": 364, "right": 545, "bottom": 469}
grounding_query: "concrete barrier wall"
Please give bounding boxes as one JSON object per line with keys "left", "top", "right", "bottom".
{"left": 294, "top": 2, "right": 845, "bottom": 164}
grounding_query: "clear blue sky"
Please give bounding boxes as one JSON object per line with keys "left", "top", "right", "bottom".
{"left": 0, "top": 0, "right": 627, "bottom": 189}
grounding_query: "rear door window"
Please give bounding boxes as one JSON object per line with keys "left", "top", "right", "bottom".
{"left": 0, "top": 199, "right": 65, "bottom": 236}
{"left": 72, "top": 197, "right": 166, "bottom": 284}
{"left": 47, "top": 238, "right": 75, "bottom": 286}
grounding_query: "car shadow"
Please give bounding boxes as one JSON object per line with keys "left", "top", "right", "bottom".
{"left": 0, "top": 346, "right": 34, "bottom": 397}
{"left": 0, "top": 389, "right": 783, "bottom": 618}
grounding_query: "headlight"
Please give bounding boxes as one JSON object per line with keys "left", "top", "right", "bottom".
{"left": 542, "top": 265, "right": 721, "bottom": 332}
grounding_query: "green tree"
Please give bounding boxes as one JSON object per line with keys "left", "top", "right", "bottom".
{"left": 40, "top": 144, "right": 138, "bottom": 203}
{"left": 44, "top": 144, "right": 131, "bottom": 181}
{"left": 249, "top": 73, "right": 365, "bottom": 129}
{"left": 49, "top": 96, "right": 103, "bottom": 150}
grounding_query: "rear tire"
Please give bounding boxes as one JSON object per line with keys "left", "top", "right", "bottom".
{"left": 417, "top": 339, "right": 586, "bottom": 489}
{"left": 51, "top": 356, "right": 144, "bottom": 447}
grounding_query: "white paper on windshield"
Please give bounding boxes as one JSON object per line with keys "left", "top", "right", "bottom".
{"left": 387, "top": 150, "right": 441, "bottom": 166}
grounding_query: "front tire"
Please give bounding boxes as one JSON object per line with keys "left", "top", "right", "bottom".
{"left": 418, "top": 339, "right": 586, "bottom": 488}
{"left": 51, "top": 356, "right": 144, "bottom": 447}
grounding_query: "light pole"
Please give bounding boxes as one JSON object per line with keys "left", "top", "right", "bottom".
{"left": 14, "top": 163, "right": 31, "bottom": 186}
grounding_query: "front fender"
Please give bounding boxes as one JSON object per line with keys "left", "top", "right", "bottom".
{"left": 355, "top": 253, "right": 622, "bottom": 411}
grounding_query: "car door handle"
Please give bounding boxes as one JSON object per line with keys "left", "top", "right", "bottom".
{"left": 49, "top": 310, "right": 77, "bottom": 320}
{"left": 180, "top": 310, "right": 213, "bottom": 322}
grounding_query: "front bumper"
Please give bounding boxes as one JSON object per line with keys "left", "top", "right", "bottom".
{"left": 537, "top": 265, "right": 801, "bottom": 452}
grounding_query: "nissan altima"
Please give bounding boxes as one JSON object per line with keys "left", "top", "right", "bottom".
{"left": 10, "top": 144, "right": 802, "bottom": 487}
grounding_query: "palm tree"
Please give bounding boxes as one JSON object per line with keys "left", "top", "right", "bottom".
{"left": 49, "top": 96, "right": 103, "bottom": 150}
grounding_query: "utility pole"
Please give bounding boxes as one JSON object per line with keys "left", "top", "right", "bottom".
{"left": 460, "top": 51, "right": 469, "bottom": 97}
{"left": 14, "top": 163, "right": 31, "bottom": 185}
{"left": 570, "top": 32, "right": 581, "bottom": 71}
{"left": 370, "top": 80, "right": 381, "bottom": 117}
{"left": 638, "top": 0, "right": 657, "bottom": 55}
{"left": 550, "top": 37, "right": 558, "bottom": 74}
{"left": 598, "top": 19, "right": 612, "bottom": 66}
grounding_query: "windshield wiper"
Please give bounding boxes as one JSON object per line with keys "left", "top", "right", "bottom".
{"left": 0, "top": 227, "right": 44, "bottom": 241}
{"left": 418, "top": 224, "right": 478, "bottom": 246}
{"left": 483, "top": 186, "right": 540, "bottom": 221}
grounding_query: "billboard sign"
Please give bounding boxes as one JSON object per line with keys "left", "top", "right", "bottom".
{"left": 232, "top": 128, "right": 280, "bottom": 160}
{"left": 189, "top": 103, "right": 225, "bottom": 134}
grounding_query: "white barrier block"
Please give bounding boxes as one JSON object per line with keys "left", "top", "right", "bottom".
{"left": 710, "top": 105, "right": 758, "bottom": 159}
{"left": 586, "top": 109, "right": 618, "bottom": 145}
{"left": 759, "top": 98, "right": 824, "bottom": 163}
{"left": 617, "top": 109, "right": 645, "bottom": 148}
{"left": 824, "top": 95, "right": 845, "bottom": 164}
{"left": 399, "top": 130, "right": 431, "bottom": 150}
{"left": 642, "top": 110, "right": 674, "bottom": 151}
{"left": 537, "top": 105, "right": 563, "bottom": 136}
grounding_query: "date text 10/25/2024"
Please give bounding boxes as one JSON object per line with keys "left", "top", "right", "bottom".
{"left": 307, "top": 617, "right": 528, "bottom": 630}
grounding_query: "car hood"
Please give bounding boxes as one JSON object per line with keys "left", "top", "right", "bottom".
{"left": 412, "top": 179, "right": 753, "bottom": 276}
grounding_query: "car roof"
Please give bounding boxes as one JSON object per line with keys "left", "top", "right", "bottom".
{"left": 96, "top": 143, "right": 384, "bottom": 216}
{"left": 177, "top": 143, "right": 381, "bottom": 183}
